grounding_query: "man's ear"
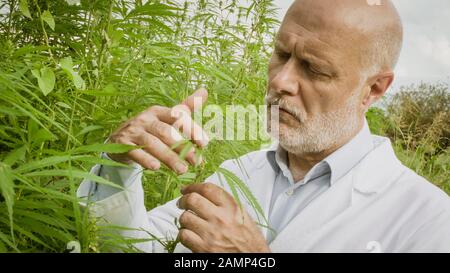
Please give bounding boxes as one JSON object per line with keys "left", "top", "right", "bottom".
{"left": 362, "top": 72, "right": 394, "bottom": 109}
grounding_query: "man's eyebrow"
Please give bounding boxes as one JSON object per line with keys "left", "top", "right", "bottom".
{"left": 274, "top": 38, "right": 338, "bottom": 73}
{"left": 275, "top": 40, "right": 333, "bottom": 63}
{"left": 274, "top": 41, "right": 289, "bottom": 52}
{"left": 296, "top": 44, "right": 335, "bottom": 68}
{"left": 302, "top": 50, "right": 333, "bottom": 66}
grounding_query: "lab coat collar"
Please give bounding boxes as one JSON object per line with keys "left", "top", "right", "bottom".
{"left": 351, "top": 135, "right": 404, "bottom": 194}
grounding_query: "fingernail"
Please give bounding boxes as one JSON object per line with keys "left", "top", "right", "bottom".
{"left": 175, "top": 162, "right": 188, "bottom": 174}
{"left": 149, "top": 161, "right": 160, "bottom": 170}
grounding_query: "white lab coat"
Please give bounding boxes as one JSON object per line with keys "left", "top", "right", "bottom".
{"left": 77, "top": 135, "right": 450, "bottom": 252}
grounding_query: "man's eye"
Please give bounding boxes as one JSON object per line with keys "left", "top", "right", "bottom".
{"left": 276, "top": 51, "right": 290, "bottom": 59}
{"left": 303, "top": 61, "right": 326, "bottom": 76}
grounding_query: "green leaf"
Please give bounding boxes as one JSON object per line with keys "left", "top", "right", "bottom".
{"left": 40, "top": 67, "right": 56, "bottom": 95}
{"left": 60, "top": 57, "right": 73, "bottom": 71}
{"left": 3, "top": 145, "right": 27, "bottom": 166}
{"left": 24, "top": 169, "right": 123, "bottom": 190}
{"left": 0, "top": 163, "right": 16, "bottom": 234}
{"left": 72, "top": 74, "right": 86, "bottom": 90}
{"left": 75, "top": 125, "right": 103, "bottom": 137}
{"left": 15, "top": 155, "right": 83, "bottom": 173}
{"left": 217, "top": 167, "right": 268, "bottom": 226}
{"left": 56, "top": 101, "right": 71, "bottom": 109}
{"left": 31, "top": 67, "right": 55, "bottom": 96}
{"left": 60, "top": 57, "right": 86, "bottom": 90}
{"left": 19, "top": 0, "right": 32, "bottom": 19}
{"left": 74, "top": 156, "right": 131, "bottom": 168}
{"left": 0, "top": 230, "right": 19, "bottom": 252}
{"left": 41, "top": 10, "right": 55, "bottom": 31}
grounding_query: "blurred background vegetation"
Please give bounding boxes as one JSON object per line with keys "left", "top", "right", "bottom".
{"left": 0, "top": 0, "right": 448, "bottom": 252}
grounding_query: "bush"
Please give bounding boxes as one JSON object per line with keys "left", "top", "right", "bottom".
{"left": 367, "top": 83, "right": 450, "bottom": 194}
{"left": 386, "top": 83, "right": 449, "bottom": 153}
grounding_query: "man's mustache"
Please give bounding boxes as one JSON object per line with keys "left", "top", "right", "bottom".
{"left": 265, "top": 94, "right": 305, "bottom": 123}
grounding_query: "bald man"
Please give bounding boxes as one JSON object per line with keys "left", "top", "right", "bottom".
{"left": 78, "top": 0, "right": 450, "bottom": 252}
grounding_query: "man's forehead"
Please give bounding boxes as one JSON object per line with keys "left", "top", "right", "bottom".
{"left": 275, "top": 25, "right": 340, "bottom": 60}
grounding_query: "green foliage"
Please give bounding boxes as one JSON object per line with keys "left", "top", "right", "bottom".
{"left": 0, "top": 0, "right": 278, "bottom": 252}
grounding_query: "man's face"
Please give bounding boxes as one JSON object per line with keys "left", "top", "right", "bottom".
{"left": 266, "top": 2, "right": 369, "bottom": 155}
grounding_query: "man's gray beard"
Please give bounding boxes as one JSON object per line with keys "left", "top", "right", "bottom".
{"left": 266, "top": 93, "right": 361, "bottom": 155}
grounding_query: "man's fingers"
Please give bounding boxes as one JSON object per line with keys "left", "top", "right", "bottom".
{"left": 147, "top": 105, "right": 179, "bottom": 125}
{"left": 136, "top": 132, "right": 188, "bottom": 174}
{"left": 144, "top": 120, "right": 199, "bottom": 165}
{"left": 177, "top": 192, "right": 217, "bottom": 220}
{"left": 147, "top": 104, "right": 209, "bottom": 148}
{"left": 118, "top": 141, "right": 161, "bottom": 170}
{"left": 179, "top": 210, "right": 209, "bottom": 234}
{"left": 172, "top": 111, "right": 209, "bottom": 148}
{"left": 181, "top": 183, "right": 236, "bottom": 208}
{"left": 178, "top": 228, "right": 205, "bottom": 253}
{"left": 181, "top": 87, "right": 208, "bottom": 112}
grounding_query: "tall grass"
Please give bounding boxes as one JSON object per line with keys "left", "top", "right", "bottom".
{"left": 0, "top": 0, "right": 447, "bottom": 253}
{"left": 0, "top": 0, "right": 279, "bottom": 252}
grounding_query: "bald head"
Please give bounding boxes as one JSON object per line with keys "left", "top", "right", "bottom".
{"left": 267, "top": 0, "right": 403, "bottom": 156}
{"left": 285, "top": 0, "right": 403, "bottom": 76}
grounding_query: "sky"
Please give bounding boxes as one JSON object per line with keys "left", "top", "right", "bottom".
{"left": 272, "top": 0, "right": 450, "bottom": 91}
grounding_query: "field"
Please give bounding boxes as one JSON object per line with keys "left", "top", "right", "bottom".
{"left": 0, "top": 0, "right": 448, "bottom": 252}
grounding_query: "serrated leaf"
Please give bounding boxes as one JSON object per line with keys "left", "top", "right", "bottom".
{"left": 41, "top": 10, "right": 55, "bottom": 31}
{"left": 19, "top": 0, "right": 32, "bottom": 19}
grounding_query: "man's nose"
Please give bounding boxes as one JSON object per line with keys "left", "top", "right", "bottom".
{"left": 269, "top": 59, "right": 300, "bottom": 96}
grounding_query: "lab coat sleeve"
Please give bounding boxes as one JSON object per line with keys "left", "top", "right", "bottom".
{"left": 77, "top": 156, "right": 185, "bottom": 253}
{"left": 76, "top": 156, "right": 230, "bottom": 253}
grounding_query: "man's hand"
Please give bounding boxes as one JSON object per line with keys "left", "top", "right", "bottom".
{"left": 107, "top": 88, "right": 209, "bottom": 174}
{"left": 176, "top": 183, "right": 270, "bottom": 253}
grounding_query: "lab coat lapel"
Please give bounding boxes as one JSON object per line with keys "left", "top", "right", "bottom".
{"left": 247, "top": 161, "right": 277, "bottom": 239}
{"left": 269, "top": 169, "right": 354, "bottom": 251}
{"left": 268, "top": 137, "right": 403, "bottom": 252}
